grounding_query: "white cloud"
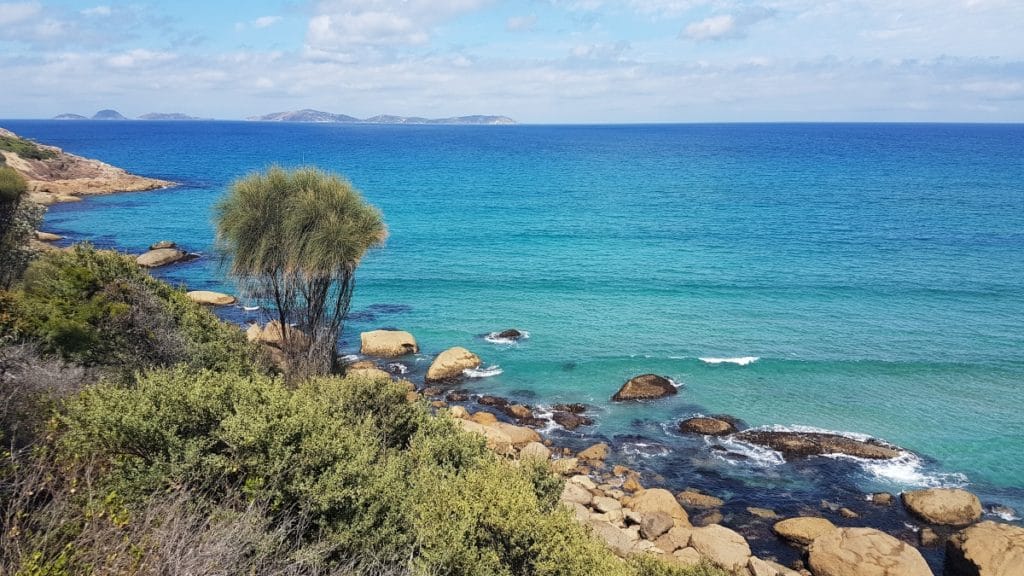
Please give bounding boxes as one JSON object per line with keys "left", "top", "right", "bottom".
{"left": 0, "top": 1, "right": 41, "bottom": 26}
{"left": 305, "top": 0, "right": 490, "bottom": 51}
{"left": 253, "top": 16, "right": 281, "bottom": 28}
{"left": 684, "top": 14, "right": 735, "bottom": 40}
{"left": 81, "top": 5, "right": 111, "bottom": 17}
{"left": 682, "top": 6, "right": 775, "bottom": 41}
{"left": 106, "top": 49, "right": 177, "bottom": 68}
{"left": 506, "top": 14, "right": 537, "bottom": 32}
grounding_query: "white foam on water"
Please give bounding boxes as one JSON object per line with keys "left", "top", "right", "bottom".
{"left": 667, "top": 376, "right": 684, "bottom": 389}
{"left": 709, "top": 436, "right": 786, "bottom": 468}
{"left": 340, "top": 354, "right": 361, "bottom": 363}
{"left": 484, "top": 330, "right": 530, "bottom": 345}
{"left": 387, "top": 362, "right": 409, "bottom": 375}
{"left": 241, "top": 305, "right": 260, "bottom": 312}
{"left": 699, "top": 356, "right": 760, "bottom": 366}
{"left": 464, "top": 365, "right": 503, "bottom": 378}
{"left": 533, "top": 406, "right": 560, "bottom": 434}
{"left": 620, "top": 442, "right": 672, "bottom": 458}
{"left": 987, "top": 506, "right": 1021, "bottom": 522}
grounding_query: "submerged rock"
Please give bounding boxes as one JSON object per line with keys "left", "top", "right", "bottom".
{"left": 360, "top": 329, "right": 418, "bottom": 357}
{"left": 733, "top": 430, "right": 901, "bottom": 460}
{"left": 552, "top": 411, "right": 593, "bottom": 430}
{"left": 945, "top": 520, "right": 1024, "bottom": 576}
{"left": 611, "top": 374, "right": 678, "bottom": 401}
{"left": 553, "top": 403, "right": 588, "bottom": 414}
{"left": 426, "top": 346, "right": 481, "bottom": 382}
{"left": 808, "top": 527, "right": 931, "bottom": 576}
{"left": 679, "top": 416, "right": 737, "bottom": 436}
{"left": 902, "top": 487, "right": 982, "bottom": 526}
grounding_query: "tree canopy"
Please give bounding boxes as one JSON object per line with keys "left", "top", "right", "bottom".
{"left": 215, "top": 166, "right": 386, "bottom": 377}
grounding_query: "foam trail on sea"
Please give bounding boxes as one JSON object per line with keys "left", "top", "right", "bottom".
{"left": 699, "top": 356, "right": 760, "bottom": 366}
{"left": 484, "top": 330, "right": 530, "bottom": 344}
{"left": 857, "top": 453, "right": 969, "bottom": 488}
{"left": 464, "top": 365, "right": 503, "bottom": 378}
{"left": 709, "top": 436, "right": 786, "bottom": 467}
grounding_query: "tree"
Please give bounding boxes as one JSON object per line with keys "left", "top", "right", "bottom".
{"left": 215, "top": 167, "right": 386, "bottom": 378}
{"left": 0, "top": 166, "right": 42, "bottom": 289}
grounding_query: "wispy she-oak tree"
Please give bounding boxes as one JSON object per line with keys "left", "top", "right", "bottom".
{"left": 215, "top": 166, "right": 385, "bottom": 378}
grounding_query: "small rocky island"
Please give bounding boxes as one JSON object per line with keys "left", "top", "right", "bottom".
{"left": 248, "top": 108, "right": 516, "bottom": 125}
{"left": 0, "top": 127, "right": 173, "bottom": 205}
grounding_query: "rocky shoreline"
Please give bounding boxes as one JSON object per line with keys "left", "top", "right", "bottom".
{"left": 0, "top": 127, "right": 174, "bottom": 206}
{"left": 225, "top": 324, "right": 1024, "bottom": 576}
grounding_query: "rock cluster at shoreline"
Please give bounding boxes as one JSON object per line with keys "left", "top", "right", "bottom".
{"left": 343, "top": 327, "right": 1024, "bottom": 576}
{"left": 0, "top": 127, "right": 173, "bottom": 205}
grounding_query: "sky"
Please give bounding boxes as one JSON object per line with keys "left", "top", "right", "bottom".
{"left": 1, "top": 0, "right": 1023, "bottom": 123}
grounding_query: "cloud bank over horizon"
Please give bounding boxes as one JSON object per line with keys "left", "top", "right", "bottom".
{"left": 1, "top": 0, "right": 1022, "bottom": 122}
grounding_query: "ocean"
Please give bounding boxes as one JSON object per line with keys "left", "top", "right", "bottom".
{"left": 7, "top": 120, "right": 1023, "bottom": 567}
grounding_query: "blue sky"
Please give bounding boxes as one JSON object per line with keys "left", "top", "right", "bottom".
{"left": 1, "top": 0, "right": 1023, "bottom": 122}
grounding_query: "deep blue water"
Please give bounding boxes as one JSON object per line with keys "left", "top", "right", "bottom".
{"left": 6, "top": 120, "right": 1023, "bottom": 566}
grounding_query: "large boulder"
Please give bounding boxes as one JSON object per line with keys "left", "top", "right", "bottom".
{"left": 628, "top": 488, "right": 690, "bottom": 525}
{"left": 734, "top": 430, "right": 901, "bottom": 460}
{"left": 426, "top": 347, "right": 481, "bottom": 382}
{"left": 688, "top": 524, "right": 751, "bottom": 572}
{"left": 360, "top": 330, "right": 418, "bottom": 357}
{"left": 586, "top": 519, "right": 639, "bottom": 558}
{"left": 186, "top": 290, "right": 236, "bottom": 306}
{"left": 611, "top": 374, "right": 677, "bottom": 401}
{"left": 453, "top": 419, "right": 514, "bottom": 455}
{"left": 945, "top": 520, "right": 1024, "bottom": 576}
{"left": 807, "top": 527, "right": 932, "bottom": 576}
{"left": 676, "top": 490, "right": 724, "bottom": 509}
{"left": 679, "top": 417, "right": 736, "bottom": 436}
{"left": 258, "top": 321, "right": 310, "bottom": 349}
{"left": 902, "top": 488, "right": 982, "bottom": 526}
{"left": 772, "top": 517, "right": 837, "bottom": 546}
{"left": 35, "top": 231, "right": 62, "bottom": 241}
{"left": 578, "top": 442, "right": 609, "bottom": 462}
{"left": 136, "top": 247, "right": 186, "bottom": 267}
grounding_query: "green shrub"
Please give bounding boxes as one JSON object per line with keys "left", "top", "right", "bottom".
{"left": 6, "top": 245, "right": 262, "bottom": 374}
{"left": 59, "top": 368, "right": 637, "bottom": 575}
{"left": 0, "top": 165, "right": 27, "bottom": 202}
{"left": 0, "top": 135, "right": 57, "bottom": 162}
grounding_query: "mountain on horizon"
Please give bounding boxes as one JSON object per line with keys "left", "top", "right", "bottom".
{"left": 54, "top": 113, "right": 88, "bottom": 120}
{"left": 138, "top": 112, "right": 205, "bottom": 120}
{"left": 92, "top": 109, "right": 127, "bottom": 120}
{"left": 248, "top": 109, "right": 515, "bottom": 125}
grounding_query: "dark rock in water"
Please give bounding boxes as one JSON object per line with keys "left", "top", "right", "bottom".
{"left": 611, "top": 374, "right": 678, "bottom": 401}
{"left": 181, "top": 252, "right": 201, "bottom": 262}
{"left": 421, "top": 386, "right": 443, "bottom": 397}
{"left": 519, "top": 417, "right": 548, "bottom": 428}
{"left": 734, "top": 430, "right": 901, "bottom": 460}
{"left": 871, "top": 492, "right": 894, "bottom": 506}
{"left": 553, "top": 403, "right": 588, "bottom": 414}
{"left": 446, "top": 391, "right": 469, "bottom": 402}
{"left": 553, "top": 411, "right": 593, "bottom": 430}
{"left": 477, "top": 395, "right": 509, "bottom": 408}
{"left": 562, "top": 362, "right": 576, "bottom": 371}
{"left": 693, "top": 510, "right": 724, "bottom": 526}
{"left": 496, "top": 328, "right": 524, "bottom": 340}
{"left": 679, "top": 416, "right": 737, "bottom": 436}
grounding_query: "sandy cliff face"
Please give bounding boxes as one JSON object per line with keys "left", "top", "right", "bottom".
{"left": 0, "top": 127, "right": 173, "bottom": 205}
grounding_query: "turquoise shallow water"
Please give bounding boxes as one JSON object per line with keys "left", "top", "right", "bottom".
{"left": 6, "top": 120, "right": 1023, "bottom": 563}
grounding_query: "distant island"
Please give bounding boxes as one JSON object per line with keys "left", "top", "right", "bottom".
{"left": 247, "top": 109, "right": 516, "bottom": 125}
{"left": 49, "top": 108, "right": 515, "bottom": 124}
{"left": 53, "top": 110, "right": 204, "bottom": 121}
{"left": 138, "top": 112, "right": 206, "bottom": 121}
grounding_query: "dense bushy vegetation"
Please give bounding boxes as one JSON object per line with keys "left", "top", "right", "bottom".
{"left": 1, "top": 245, "right": 262, "bottom": 374}
{"left": 0, "top": 135, "right": 58, "bottom": 161}
{"left": 0, "top": 167, "right": 40, "bottom": 289}
{"left": 1, "top": 246, "right": 720, "bottom": 576}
